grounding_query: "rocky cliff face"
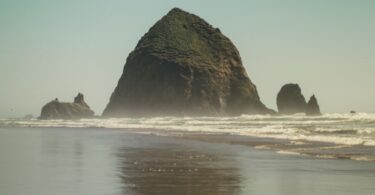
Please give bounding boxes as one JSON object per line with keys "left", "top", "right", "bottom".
{"left": 103, "top": 8, "right": 272, "bottom": 117}
{"left": 39, "top": 93, "right": 94, "bottom": 119}
{"left": 306, "top": 95, "right": 321, "bottom": 116}
{"left": 277, "top": 84, "right": 307, "bottom": 114}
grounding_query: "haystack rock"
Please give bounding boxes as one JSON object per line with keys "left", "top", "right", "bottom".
{"left": 103, "top": 8, "right": 273, "bottom": 117}
{"left": 306, "top": 95, "right": 321, "bottom": 116}
{"left": 277, "top": 84, "right": 307, "bottom": 114}
{"left": 39, "top": 93, "right": 94, "bottom": 119}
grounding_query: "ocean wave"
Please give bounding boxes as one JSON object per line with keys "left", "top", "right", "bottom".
{"left": 1, "top": 113, "right": 375, "bottom": 146}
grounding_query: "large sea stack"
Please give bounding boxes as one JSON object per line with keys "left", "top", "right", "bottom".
{"left": 39, "top": 93, "right": 94, "bottom": 119}
{"left": 103, "top": 8, "right": 272, "bottom": 117}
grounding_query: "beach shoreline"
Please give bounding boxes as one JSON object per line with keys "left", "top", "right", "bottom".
{"left": 3, "top": 123, "right": 375, "bottom": 162}
{"left": 172, "top": 131, "right": 375, "bottom": 162}
{"left": 1, "top": 127, "right": 375, "bottom": 195}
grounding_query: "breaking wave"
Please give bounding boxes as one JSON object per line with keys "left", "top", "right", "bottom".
{"left": 1, "top": 113, "right": 375, "bottom": 146}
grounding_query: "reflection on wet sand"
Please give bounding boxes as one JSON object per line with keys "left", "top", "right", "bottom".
{"left": 1, "top": 128, "right": 375, "bottom": 195}
{"left": 116, "top": 146, "right": 241, "bottom": 195}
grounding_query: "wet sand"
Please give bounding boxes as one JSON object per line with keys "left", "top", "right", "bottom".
{"left": 0, "top": 127, "right": 375, "bottom": 195}
{"left": 174, "top": 132, "right": 375, "bottom": 161}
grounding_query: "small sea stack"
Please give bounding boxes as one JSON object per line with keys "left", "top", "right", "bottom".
{"left": 39, "top": 93, "right": 94, "bottom": 119}
{"left": 306, "top": 95, "right": 321, "bottom": 116}
{"left": 277, "top": 84, "right": 307, "bottom": 114}
{"left": 277, "top": 83, "right": 322, "bottom": 116}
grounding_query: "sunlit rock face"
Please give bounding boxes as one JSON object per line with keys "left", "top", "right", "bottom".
{"left": 39, "top": 93, "right": 94, "bottom": 119}
{"left": 103, "top": 8, "right": 272, "bottom": 117}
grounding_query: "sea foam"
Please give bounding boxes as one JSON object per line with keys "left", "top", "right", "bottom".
{"left": 1, "top": 113, "right": 375, "bottom": 146}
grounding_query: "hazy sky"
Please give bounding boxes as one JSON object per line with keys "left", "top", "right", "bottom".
{"left": 0, "top": 0, "right": 374, "bottom": 117}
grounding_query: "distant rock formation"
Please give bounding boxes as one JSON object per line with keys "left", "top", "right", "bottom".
{"left": 39, "top": 93, "right": 94, "bottom": 119}
{"left": 306, "top": 95, "right": 321, "bottom": 116}
{"left": 103, "top": 8, "right": 273, "bottom": 117}
{"left": 74, "top": 93, "right": 89, "bottom": 108}
{"left": 277, "top": 84, "right": 322, "bottom": 115}
{"left": 277, "top": 84, "right": 307, "bottom": 114}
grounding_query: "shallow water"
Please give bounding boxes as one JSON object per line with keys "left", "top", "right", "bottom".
{"left": 0, "top": 127, "right": 374, "bottom": 195}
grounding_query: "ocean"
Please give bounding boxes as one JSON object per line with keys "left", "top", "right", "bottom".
{"left": 1, "top": 113, "right": 375, "bottom": 161}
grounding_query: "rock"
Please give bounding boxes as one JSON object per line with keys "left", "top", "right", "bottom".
{"left": 39, "top": 93, "right": 94, "bottom": 119}
{"left": 103, "top": 8, "right": 272, "bottom": 117}
{"left": 306, "top": 95, "right": 321, "bottom": 116}
{"left": 277, "top": 84, "right": 307, "bottom": 114}
{"left": 74, "top": 93, "right": 90, "bottom": 108}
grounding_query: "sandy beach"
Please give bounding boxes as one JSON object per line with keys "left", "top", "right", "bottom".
{"left": 0, "top": 127, "right": 374, "bottom": 195}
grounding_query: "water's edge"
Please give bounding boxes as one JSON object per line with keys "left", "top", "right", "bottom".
{"left": 1, "top": 113, "right": 375, "bottom": 161}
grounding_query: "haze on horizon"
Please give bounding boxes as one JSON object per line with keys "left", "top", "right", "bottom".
{"left": 0, "top": 0, "right": 374, "bottom": 118}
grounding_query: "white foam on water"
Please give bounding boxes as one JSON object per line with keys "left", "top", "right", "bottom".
{"left": 276, "top": 150, "right": 301, "bottom": 156}
{"left": 1, "top": 113, "right": 375, "bottom": 146}
{"left": 350, "top": 156, "right": 375, "bottom": 162}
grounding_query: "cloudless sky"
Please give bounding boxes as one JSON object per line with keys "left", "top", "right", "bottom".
{"left": 0, "top": 0, "right": 374, "bottom": 117}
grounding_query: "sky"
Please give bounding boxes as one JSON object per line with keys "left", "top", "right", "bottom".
{"left": 0, "top": 0, "right": 374, "bottom": 117}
